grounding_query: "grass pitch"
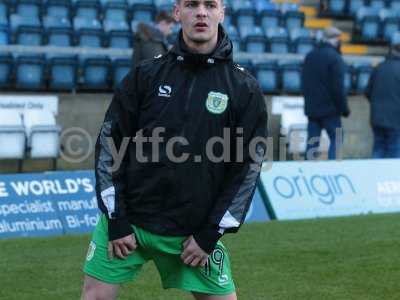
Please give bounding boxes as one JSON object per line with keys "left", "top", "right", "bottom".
{"left": 1, "top": 213, "right": 400, "bottom": 300}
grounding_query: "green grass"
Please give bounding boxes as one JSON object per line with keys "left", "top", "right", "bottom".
{"left": 1, "top": 213, "right": 400, "bottom": 300}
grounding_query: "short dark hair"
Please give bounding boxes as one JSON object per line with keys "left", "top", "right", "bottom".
{"left": 155, "top": 11, "right": 175, "bottom": 24}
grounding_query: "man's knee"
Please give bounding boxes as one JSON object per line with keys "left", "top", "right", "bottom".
{"left": 82, "top": 275, "right": 119, "bottom": 300}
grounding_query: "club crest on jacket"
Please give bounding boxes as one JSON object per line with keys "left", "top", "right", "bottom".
{"left": 206, "top": 92, "right": 229, "bottom": 114}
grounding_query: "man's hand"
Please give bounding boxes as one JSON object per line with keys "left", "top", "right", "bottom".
{"left": 108, "top": 233, "right": 137, "bottom": 260}
{"left": 181, "top": 236, "right": 209, "bottom": 268}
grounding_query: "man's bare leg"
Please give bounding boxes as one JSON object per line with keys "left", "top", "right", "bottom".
{"left": 81, "top": 275, "right": 120, "bottom": 300}
{"left": 192, "top": 292, "right": 237, "bottom": 300}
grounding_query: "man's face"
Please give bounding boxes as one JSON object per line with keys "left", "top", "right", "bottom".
{"left": 174, "top": 0, "right": 224, "bottom": 44}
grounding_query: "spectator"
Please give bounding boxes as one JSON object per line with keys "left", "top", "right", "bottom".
{"left": 132, "top": 11, "right": 175, "bottom": 67}
{"left": 365, "top": 42, "right": 400, "bottom": 158}
{"left": 301, "top": 27, "right": 350, "bottom": 160}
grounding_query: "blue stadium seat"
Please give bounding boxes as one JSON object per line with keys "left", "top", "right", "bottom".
{"left": 16, "top": 0, "right": 41, "bottom": 18}
{"left": 0, "top": 24, "right": 9, "bottom": 44}
{"left": 43, "top": 15, "right": 73, "bottom": 46}
{"left": 103, "top": 2, "right": 129, "bottom": 21}
{"left": 81, "top": 56, "right": 111, "bottom": 89}
{"left": 349, "top": 0, "right": 364, "bottom": 16}
{"left": 0, "top": 53, "right": 12, "bottom": 87}
{"left": 0, "top": 0, "right": 8, "bottom": 20}
{"left": 235, "top": 4, "right": 257, "bottom": 28}
{"left": 128, "top": 0, "right": 153, "bottom": 5}
{"left": 354, "top": 63, "right": 373, "bottom": 93}
{"left": 48, "top": 56, "right": 78, "bottom": 90}
{"left": 45, "top": 0, "right": 71, "bottom": 18}
{"left": 370, "top": 0, "right": 387, "bottom": 10}
{"left": 357, "top": 7, "right": 381, "bottom": 40}
{"left": 391, "top": 31, "right": 400, "bottom": 45}
{"left": 280, "top": 3, "right": 299, "bottom": 13}
{"left": 260, "top": 6, "right": 281, "bottom": 31}
{"left": 327, "top": 0, "right": 346, "bottom": 15}
{"left": 283, "top": 11, "right": 305, "bottom": 32}
{"left": 15, "top": 55, "right": 45, "bottom": 89}
{"left": 75, "top": 0, "right": 101, "bottom": 19}
{"left": 280, "top": 61, "right": 302, "bottom": 94}
{"left": 104, "top": 19, "right": 131, "bottom": 48}
{"left": 391, "top": 0, "right": 400, "bottom": 10}
{"left": 16, "top": 26, "right": 43, "bottom": 45}
{"left": 243, "top": 26, "right": 267, "bottom": 53}
{"left": 255, "top": 61, "right": 279, "bottom": 94}
{"left": 131, "top": 3, "right": 155, "bottom": 23}
{"left": 226, "top": 25, "right": 240, "bottom": 52}
{"left": 290, "top": 28, "right": 315, "bottom": 55}
{"left": 154, "top": 0, "right": 174, "bottom": 12}
{"left": 74, "top": 17, "right": 104, "bottom": 47}
{"left": 10, "top": 14, "right": 41, "bottom": 31}
{"left": 380, "top": 9, "right": 400, "bottom": 41}
{"left": 223, "top": 7, "right": 234, "bottom": 28}
{"left": 266, "top": 27, "right": 290, "bottom": 54}
{"left": 112, "top": 58, "right": 131, "bottom": 88}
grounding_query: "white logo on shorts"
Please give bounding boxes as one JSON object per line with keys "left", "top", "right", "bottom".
{"left": 86, "top": 241, "right": 96, "bottom": 261}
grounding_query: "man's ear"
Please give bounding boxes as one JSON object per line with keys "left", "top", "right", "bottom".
{"left": 173, "top": 4, "right": 180, "bottom": 22}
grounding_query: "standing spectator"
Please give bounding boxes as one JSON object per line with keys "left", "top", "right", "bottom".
{"left": 132, "top": 11, "right": 175, "bottom": 67}
{"left": 366, "top": 42, "right": 400, "bottom": 158}
{"left": 302, "top": 27, "right": 350, "bottom": 160}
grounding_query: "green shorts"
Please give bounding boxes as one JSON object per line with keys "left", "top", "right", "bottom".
{"left": 83, "top": 215, "right": 235, "bottom": 295}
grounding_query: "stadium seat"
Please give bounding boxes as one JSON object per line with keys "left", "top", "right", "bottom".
{"left": 280, "top": 3, "right": 299, "bottom": 13}
{"left": 226, "top": 25, "right": 240, "bottom": 52}
{"left": 154, "top": 0, "right": 174, "bottom": 12}
{"left": 354, "top": 63, "right": 373, "bottom": 93}
{"left": 291, "top": 28, "right": 315, "bottom": 55}
{"left": 223, "top": 7, "right": 234, "bottom": 28}
{"left": 15, "top": 26, "right": 43, "bottom": 45}
{"left": 391, "top": 0, "right": 400, "bottom": 10}
{"left": 112, "top": 58, "right": 131, "bottom": 88}
{"left": 283, "top": 11, "right": 305, "bottom": 32}
{"left": 81, "top": 56, "right": 111, "bottom": 89}
{"left": 0, "top": 24, "right": 9, "bottom": 45}
{"left": 103, "top": 19, "right": 131, "bottom": 48}
{"left": 74, "top": 17, "right": 104, "bottom": 47}
{"left": 370, "top": 0, "right": 386, "bottom": 10}
{"left": 349, "top": 0, "right": 364, "bottom": 16}
{"left": 327, "top": 0, "right": 346, "bottom": 15}
{"left": 357, "top": 7, "right": 381, "bottom": 40}
{"left": 235, "top": 3, "right": 257, "bottom": 28}
{"left": 280, "top": 61, "right": 302, "bottom": 94}
{"left": 243, "top": 26, "right": 267, "bottom": 53}
{"left": 260, "top": 5, "right": 281, "bottom": 31}
{"left": 23, "top": 110, "right": 61, "bottom": 160}
{"left": 380, "top": 9, "right": 400, "bottom": 41}
{"left": 15, "top": 55, "right": 45, "bottom": 90}
{"left": 47, "top": 28, "right": 73, "bottom": 46}
{"left": 266, "top": 27, "right": 290, "bottom": 54}
{"left": 391, "top": 31, "right": 400, "bottom": 45}
{"left": 48, "top": 56, "right": 78, "bottom": 90}
{"left": 0, "top": 110, "right": 26, "bottom": 161}
{"left": 74, "top": 0, "right": 101, "bottom": 19}
{"left": 103, "top": 2, "right": 129, "bottom": 21}
{"left": 255, "top": 61, "right": 279, "bottom": 94}
{"left": 0, "top": 53, "right": 12, "bottom": 87}
{"left": 45, "top": 0, "right": 71, "bottom": 18}
{"left": 131, "top": 3, "right": 155, "bottom": 23}
{"left": 0, "top": 0, "right": 8, "bottom": 20}
{"left": 15, "top": 0, "right": 41, "bottom": 18}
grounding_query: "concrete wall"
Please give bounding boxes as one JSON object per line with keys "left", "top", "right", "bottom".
{"left": 0, "top": 93, "right": 374, "bottom": 173}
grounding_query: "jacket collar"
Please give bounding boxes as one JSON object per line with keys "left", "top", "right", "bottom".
{"left": 170, "top": 24, "right": 233, "bottom": 66}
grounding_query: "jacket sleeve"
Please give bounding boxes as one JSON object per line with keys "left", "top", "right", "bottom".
{"left": 94, "top": 69, "right": 140, "bottom": 241}
{"left": 193, "top": 83, "right": 269, "bottom": 254}
{"left": 330, "top": 55, "right": 350, "bottom": 115}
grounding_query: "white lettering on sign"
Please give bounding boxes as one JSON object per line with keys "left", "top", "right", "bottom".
{"left": 0, "top": 182, "right": 8, "bottom": 197}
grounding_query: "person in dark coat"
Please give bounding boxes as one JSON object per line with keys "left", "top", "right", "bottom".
{"left": 132, "top": 11, "right": 175, "bottom": 67}
{"left": 301, "top": 27, "right": 350, "bottom": 160}
{"left": 365, "top": 42, "right": 400, "bottom": 158}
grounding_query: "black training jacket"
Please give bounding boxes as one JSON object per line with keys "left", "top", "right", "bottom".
{"left": 94, "top": 25, "right": 268, "bottom": 253}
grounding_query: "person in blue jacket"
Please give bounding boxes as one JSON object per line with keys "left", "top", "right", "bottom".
{"left": 366, "top": 42, "right": 400, "bottom": 158}
{"left": 302, "top": 27, "right": 350, "bottom": 160}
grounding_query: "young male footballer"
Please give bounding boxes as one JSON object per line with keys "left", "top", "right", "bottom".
{"left": 82, "top": 0, "right": 268, "bottom": 299}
